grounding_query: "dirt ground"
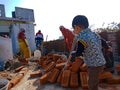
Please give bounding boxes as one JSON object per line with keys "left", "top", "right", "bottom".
{"left": 11, "top": 70, "right": 120, "bottom": 90}
{"left": 1, "top": 59, "right": 120, "bottom": 90}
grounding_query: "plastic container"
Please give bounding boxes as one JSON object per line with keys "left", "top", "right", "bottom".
{"left": 34, "top": 50, "right": 41, "bottom": 60}
{"left": 0, "top": 78, "right": 9, "bottom": 90}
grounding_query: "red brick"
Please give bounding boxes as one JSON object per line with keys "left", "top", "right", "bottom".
{"left": 39, "top": 73, "right": 49, "bottom": 85}
{"left": 15, "top": 66, "right": 25, "bottom": 72}
{"left": 70, "top": 72, "right": 79, "bottom": 88}
{"left": 80, "top": 63, "right": 87, "bottom": 72}
{"left": 80, "top": 72, "right": 88, "bottom": 89}
{"left": 55, "top": 62, "right": 66, "bottom": 70}
{"left": 71, "top": 57, "right": 84, "bottom": 72}
{"left": 30, "top": 71, "right": 42, "bottom": 78}
{"left": 116, "top": 64, "right": 120, "bottom": 70}
{"left": 53, "top": 54, "right": 61, "bottom": 61}
{"left": 116, "top": 64, "right": 120, "bottom": 75}
{"left": 61, "top": 70, "right": 71, "bottom": 87}
{"left": 57, "top": 70, "right": 63, "bottom": 84}
{"left": 48, "top": 68, "right": 60, "bottom": 83}
{"left": 106, "top": 77, "right": 120, "bottom": 84}
{"left": 99, "top": 71, "right": 113, "bottom": 80}
{"left": 8, "top": 74, "right": 24, "bottom": 89}
{"left": 44, "top": 62, "right": 56, "bottom": 72}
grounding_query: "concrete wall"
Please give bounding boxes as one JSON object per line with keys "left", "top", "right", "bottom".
{"left": 15, "top": 7, "right": 35, "bottom": 22}
{"left": 0, "top": 4, "right": 36, "bottom": 56}
{"left": 0, "top": 4, "right": 5, "bottom": 17}
{"left": 10, "top": 24, "right": 36, "bottom": 55}
{"left": 0, "top": 36, "right": 13, "bottom": 61}
{"left": 0, "top": 21, "right": 10, "bottom": 33}
{"left": 0, "top": 21, "right": 36, "bottom": 56}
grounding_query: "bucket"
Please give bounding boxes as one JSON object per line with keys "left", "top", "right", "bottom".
{"left": 0, "top": 78, "right": 9, "bottom": 90}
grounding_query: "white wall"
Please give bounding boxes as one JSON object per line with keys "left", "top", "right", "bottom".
{"left": 0, "top": 36, "right": 13, "bottom": 61}
{"left": 11, "top": 24, "right": 36, "bottom": 55}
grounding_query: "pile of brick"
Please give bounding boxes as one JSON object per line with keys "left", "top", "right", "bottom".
{"left": 8, "top": 66, "right": 28, "bottom": 90}
{"left": 30, "top": 53, "right": 120, "bottom": 89}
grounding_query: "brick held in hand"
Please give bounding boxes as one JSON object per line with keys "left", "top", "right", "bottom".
{"left": 70, "top": 62, "right": 80, "bottom": 72}
{"left": 15, "top": 66, "right": 25, "bottom": 72}
{"left": 70, "top": 72, "right": 79, "bottom": 88}
{"left": 48, "top": 68, "right": 60, "bottom": 83}
{"left": 61, "top": 70, "right": 71, "bottom": 87}
{"left": 71, "top": 57, "right": 84, "bottom": 72}
{"left": 30, "top": 71, "right": 42, "bottom": 78}
{"left": 80, "top": 72, "right": 88, "bottom": 89}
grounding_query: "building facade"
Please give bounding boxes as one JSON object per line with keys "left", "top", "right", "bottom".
{"left": 0, "top": 4, "right": 36, "bottom": 56}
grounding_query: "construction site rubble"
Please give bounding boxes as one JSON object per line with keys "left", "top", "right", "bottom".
{"left": 0, "top": 53, "right": 120, "bottom": 90}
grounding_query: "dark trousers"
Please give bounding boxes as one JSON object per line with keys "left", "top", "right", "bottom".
{"left": 87, "top": 65, "right": 104, "bottom": 90}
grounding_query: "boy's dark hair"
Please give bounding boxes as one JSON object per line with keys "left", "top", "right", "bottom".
{"left": 72, "top": 15, "right": 89, "bottom": 29}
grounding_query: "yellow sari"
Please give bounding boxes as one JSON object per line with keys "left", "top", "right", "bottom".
{"left": 18, "top": 38, "right": 31, "bottom": 58}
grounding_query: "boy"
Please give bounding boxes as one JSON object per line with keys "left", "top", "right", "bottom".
{"left": 71, "top": 15, "right": 106, "bottom": 90}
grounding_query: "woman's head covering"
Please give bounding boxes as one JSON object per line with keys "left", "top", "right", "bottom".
{"left": 20, "top": 28, "right": 25, "bottom": 32}
{"left": 59, "top": 25, "right": 65, "bottom": 30}
{"left": 72, "top": 15, "right": 89, "bottom": 29}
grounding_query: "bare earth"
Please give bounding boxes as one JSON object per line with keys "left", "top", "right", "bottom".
{"left": 10, "top": 61, "right": 120, "bottom": 90}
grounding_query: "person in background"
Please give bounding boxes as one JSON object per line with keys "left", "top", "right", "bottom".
{"left": 59, "top": 26, "right": 75, "bottom": 52}
{"left": 101, "top": 39, "right": 114, "bottom": 72}
{"left": 71, "top": 15, "right": 106, "bottom": 90}
{"left": 18, "top": 28, "right": 31, "bottom": 60}
{"left": 35, "top": 30, "right": 44, "bottom": 49}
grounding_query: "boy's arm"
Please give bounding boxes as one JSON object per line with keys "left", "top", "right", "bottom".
{"left": 71, "top": 39, "right": 86, "bottom": 62}
{"left": 75, "top": 39, "right": 87, "bottom": 56}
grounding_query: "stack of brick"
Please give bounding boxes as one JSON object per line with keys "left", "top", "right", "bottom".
{"left": 38, "top": 53, "right": 120, "bottom": 89}
{"left": 39, "top": 55, "right": 85, "bottom": 88}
